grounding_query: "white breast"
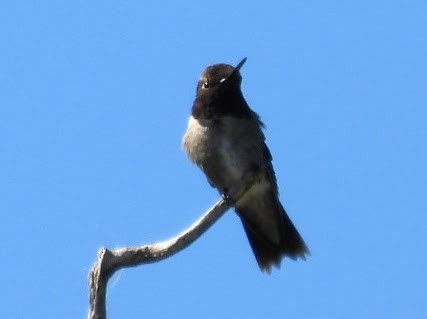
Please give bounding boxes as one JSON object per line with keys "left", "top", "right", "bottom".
{"left": 183, "top": 115, "right": 259, "bottom": 190}
{"left": 182, "top": 116, "right": 210, "bottom": 164}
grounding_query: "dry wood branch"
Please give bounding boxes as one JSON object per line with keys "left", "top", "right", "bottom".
{"left": 87, "top": 197, "right": 231, "bottom": 319}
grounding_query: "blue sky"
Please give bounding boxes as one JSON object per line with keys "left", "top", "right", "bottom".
{"left": 1, "top": 1, "right": 426, "bottom": 318}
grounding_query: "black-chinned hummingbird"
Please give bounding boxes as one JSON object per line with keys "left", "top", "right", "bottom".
{"left": 182, "top": 58, "right": 309, "bottom": 273}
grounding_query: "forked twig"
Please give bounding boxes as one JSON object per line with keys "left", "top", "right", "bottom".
{"left": 87, "top": 197, "right": 231, "bottom": 319}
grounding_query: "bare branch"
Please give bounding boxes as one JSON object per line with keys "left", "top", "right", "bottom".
{"left": 87, "top": 197, "right": 231, "bottom": 319}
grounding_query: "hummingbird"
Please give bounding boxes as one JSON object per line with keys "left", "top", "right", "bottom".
{"left": 182, "top": 58, "right": 308, "bottom": 273}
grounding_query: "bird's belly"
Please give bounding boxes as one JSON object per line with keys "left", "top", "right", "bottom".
{"left": 217, "top": 139, "right": 246, "bottom": 182}
{"left": 183, "top": 116, "right": 249, "bottom": 190}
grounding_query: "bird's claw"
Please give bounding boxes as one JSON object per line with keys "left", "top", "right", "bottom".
{"left": 221, "top": 192, "right": 234, "bottom": 205}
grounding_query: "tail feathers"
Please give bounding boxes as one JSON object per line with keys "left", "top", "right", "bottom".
{"left": 240, "top": 208, "right": 309, "bottom": 273}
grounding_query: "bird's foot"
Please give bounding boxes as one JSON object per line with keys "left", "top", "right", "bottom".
{"left": 221, "top": 192, "right": 234, "bottom": 205}
{"left": 222, "top": 174, "right": 257, "bottom": 205}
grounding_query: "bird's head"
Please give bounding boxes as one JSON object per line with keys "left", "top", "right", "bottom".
{"left": 192, "top": 58, "right": 251, "bottom": 120}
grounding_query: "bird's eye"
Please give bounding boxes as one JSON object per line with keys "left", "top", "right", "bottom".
{"left": 202, "top": 81, "right": 209, "bottom": 89}
{"left": 219, "top": 78, "right": 226, "bottom": 83}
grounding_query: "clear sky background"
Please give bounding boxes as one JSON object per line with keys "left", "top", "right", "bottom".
{"left": 1, "top": 1, "right": 426, "bottom": 318}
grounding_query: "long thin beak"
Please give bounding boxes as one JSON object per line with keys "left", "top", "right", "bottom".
{"left": 225, "top": 57, "right": 247, "bottom": 82}
{"left": 234, "top": 57, "right": 247, "bottom": 72}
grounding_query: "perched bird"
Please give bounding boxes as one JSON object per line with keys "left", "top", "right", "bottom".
{"left": 182, "top": 58, "right": 308, "bottom": 273}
